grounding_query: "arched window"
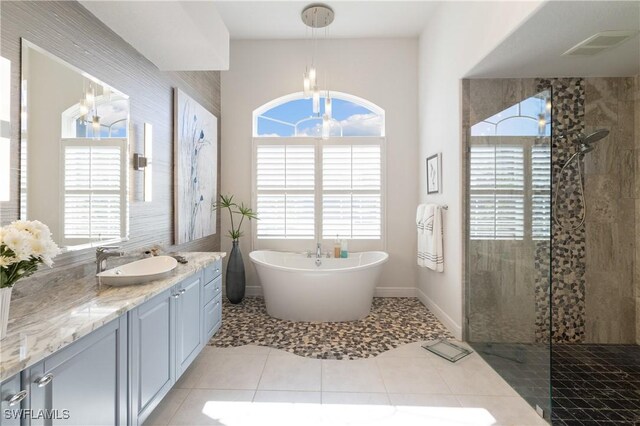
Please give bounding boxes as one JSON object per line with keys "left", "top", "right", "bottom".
{"left": 252, "top": 92, "right": 386, "bottom": 252}
{"left": 253, "top": 92, "right": 385, "bottom": 138}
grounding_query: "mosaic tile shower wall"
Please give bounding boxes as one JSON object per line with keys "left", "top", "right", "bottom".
{"left": 535, "top": 78, "right": 587, "bottom": 343}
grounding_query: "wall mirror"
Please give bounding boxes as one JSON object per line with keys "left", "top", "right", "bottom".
{"left": 20, "top": 39, "right": 130, "bottom": 251}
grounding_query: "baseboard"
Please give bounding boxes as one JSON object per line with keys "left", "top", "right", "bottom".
{"left": 374, "top": 287, "right": 417, "bottom": 297}
{"left": 245, "top": 285, "right": 263, "bottom": 297}
{"left": 416, "top": 287, "right": 463, "bottom": 340}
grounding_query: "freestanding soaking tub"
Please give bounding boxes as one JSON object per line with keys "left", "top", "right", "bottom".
{"left": 249, "top": 250, "right": 389, "bottom": 322}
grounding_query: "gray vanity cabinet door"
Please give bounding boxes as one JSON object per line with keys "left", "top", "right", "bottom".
{"left": 1, "top": 374, "right": 25, "bottom": 426}
{"left": 25, "top": 316, "right": 127, "bottom": 426}
{"left": 129, "top": 288, "right": 175, "bottom": 425}
{"left": 175, "top": 274, "right": 203, "bottom": 378}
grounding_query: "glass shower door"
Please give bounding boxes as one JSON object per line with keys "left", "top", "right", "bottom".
{"left": 464, "top": 80, "right": 552, "bottom": 421}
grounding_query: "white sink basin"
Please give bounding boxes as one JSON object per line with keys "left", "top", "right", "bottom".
{"left": 97, "top": 256, "right": 178, "bottom": 286}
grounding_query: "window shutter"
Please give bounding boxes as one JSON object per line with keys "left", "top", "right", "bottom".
{"left": 532, "top": 145, "right": 551, "bottom": 239}
{"left": 469, "top": 145, "right": 524, "bottom": 240}
{"left": 322, "top": 145, "right": 381, "bottom": 239}
{"left": 63, "top": 143, "right": 123, "bottom": 241}
{"left": 256, "top": 143, "right": 315, "bottom": 239}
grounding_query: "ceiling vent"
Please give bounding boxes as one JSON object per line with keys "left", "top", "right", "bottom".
{"left": 563, "top": 30, "right": 638, "bottom": 56}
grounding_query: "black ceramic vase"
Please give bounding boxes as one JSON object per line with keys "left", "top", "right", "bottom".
{"left": 226, "top": 240, "right": 245, "bottom": 304}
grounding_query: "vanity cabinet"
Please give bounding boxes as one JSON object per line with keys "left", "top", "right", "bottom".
{"left": 2, "top": 258, "right": 222, "bottom": 426}
{"left": 131, "top": 263, "right": 221, "bottom": 425}
{"left": 129, "top": 288, "right": 175, "bottom": 424}
{"left": 24, "top": 316, "right": 128, "bottom": 426}
{"left": 1, "top": 374, "right": 26, "bottom": 426}
{"left": 202, "top": 261, "right": 223, "bottom": 342}
{"left": 175, "top": 275, "right": 203, "bottom": 377}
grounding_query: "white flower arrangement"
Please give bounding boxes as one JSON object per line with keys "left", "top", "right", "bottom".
{"left": 0, "top": 220, "right": 60, "bottom": 288}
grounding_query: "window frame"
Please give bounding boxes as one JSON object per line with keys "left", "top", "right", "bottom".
{"left": 252, "top": 136, "right": 387, "bottom": 253}
{"left": 468, "top": 136, "right": 550, "bottom": 242}
{"left": 253, "top": 91, "right": 386, "bottom": 138}
{"left": 59, "top": 137, "right": 129, "bottom": 248}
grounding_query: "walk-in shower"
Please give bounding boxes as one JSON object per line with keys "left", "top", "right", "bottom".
{"left": 553, "top": 128, "right": 609, "bottom": 230}
{"left": 465, "top": 76, "right": 639, "bottom": 425}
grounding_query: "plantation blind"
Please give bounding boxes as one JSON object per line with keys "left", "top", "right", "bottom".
{"left": 255, "top": 143, "right": 315, "bottom": 239}
{"left": 469, "top": 145, "right": 525, "bottom": 240}
{"left": 531, "top": 145, "right": 551, "bottom": 239}
{"left": 322, "top": 145, "right": 381, "bottom": 239}
{"left": 61, "top": 139, "right": 126, "bottom": 244}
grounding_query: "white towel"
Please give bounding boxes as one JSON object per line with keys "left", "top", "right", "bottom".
{"left": 416, "top": 204, "right": 427, "bottom": 267}
{"left": 417, "top": 204, "right": 444, "bottom": 272}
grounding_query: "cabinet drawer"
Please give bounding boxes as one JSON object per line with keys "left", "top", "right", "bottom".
{"left": 203, "top": 259, "right": 222, "bottom": 284}
{"left": 204, "top": 295, "right": 222, "bottom": 339}
{"left": 203, "top": 275, "right": 222, "bottom": 305}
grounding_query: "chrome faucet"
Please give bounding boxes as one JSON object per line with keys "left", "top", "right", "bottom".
{"left": 316, "top": 242, "right": 322, "bottom": 259}
{"left": 96, "top": 246, "right": 124, "bottom": 274}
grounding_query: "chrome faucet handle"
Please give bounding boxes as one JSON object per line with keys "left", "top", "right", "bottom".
{"left": 325, "top": 251, "right": 331, "bottom": 258}
{"left": 96, "top": 245, "right": 122, "bottom": 254}
{"left": 306, "top": 250, "right": 312, "bottom": 258}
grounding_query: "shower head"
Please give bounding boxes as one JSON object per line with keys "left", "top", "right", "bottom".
{"left": 579, "top": 143, "right": 596, "bottom": 154}
{"left": 580, "top": 129, "right": 609, "bottom": 145}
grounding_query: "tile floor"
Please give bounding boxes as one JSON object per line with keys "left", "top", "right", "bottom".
{"left": 551, "top": 344, "right": 640, "bottom": 425}
{"left": 210, "top": 297, "right": 453, "bottom": 359}
{"left": 144, "top": 343, "right": 548, "bottom": 426}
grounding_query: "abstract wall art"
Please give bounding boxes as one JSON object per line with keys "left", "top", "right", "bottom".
{"left": 426, "top": 153, "right": 441, "bottom": 194}
{"left": 174, "top": 88, "right": 218, "bottom": 244}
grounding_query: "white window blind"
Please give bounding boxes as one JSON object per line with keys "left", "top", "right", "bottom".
{"left": 62, "top": 140, "right": 126, "bottom": 244}
{"left": 469, "top": 146, "right": 525, "bottom": 240}
{"left": 255, "top": 139, "right": 383, "bottom": 243}
{"left": 256, "top": 143, "right": 315, "bottom": 239}
{"left": 322, "top": 145, "right": 381, "bottom": 239}
{"left": 532, "top": 146, "right": 551, "bottom": 239}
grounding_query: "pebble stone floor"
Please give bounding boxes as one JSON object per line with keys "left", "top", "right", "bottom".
{"left": 209, "top": 297, "right": 454, "bottom": 360}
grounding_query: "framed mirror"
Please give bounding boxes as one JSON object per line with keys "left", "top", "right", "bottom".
{"left": 20, "top": 39, "right": 130, "bottom": 251}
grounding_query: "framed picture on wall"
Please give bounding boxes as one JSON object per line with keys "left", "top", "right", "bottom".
{"left": 426, "top": 153, "right": 441, "bottom": 194}
{"left": 174, "top": 88, "right": 218, "bottom": 244}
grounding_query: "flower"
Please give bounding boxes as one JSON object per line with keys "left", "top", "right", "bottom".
{"left": 0, "top": 257, "right": 14, "bottom": 267}
{"left": 0, "top": 220, "right": 60, "bottom": 288}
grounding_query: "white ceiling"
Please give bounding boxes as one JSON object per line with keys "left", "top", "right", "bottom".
{"left": 80, "top": 1, "right": 230, "bottom": 71}
{"left": 213, "top": 1, "right": 439, "bottom": 39}
{"left": 467, "top": 1, "right": 640, "bottom": 78}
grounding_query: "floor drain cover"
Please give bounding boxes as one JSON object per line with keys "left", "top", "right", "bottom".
{"left": 422, "top": 339, "right": 473, "bottom": 363}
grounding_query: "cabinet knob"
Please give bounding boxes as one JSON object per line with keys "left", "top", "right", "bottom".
{"left": 6, "top": 390, "right": 27, "bottom": 406}
{"left": 215, "top": 268, "right": 220, "bottom": 273}
{"left": 179, "top": 289, "right": 186, "bottom": 294}
{"left": 172, "top": 293, "right": 180, "bottom": 298}
{"left": 34, "top": 373, "right": 54, "bottom": 387}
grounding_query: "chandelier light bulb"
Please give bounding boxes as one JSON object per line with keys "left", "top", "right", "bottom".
{"left": 322, "top": 114, "right": 330, "bottom": 140}
{"left": 312, "top": 87, "right": 320, "bottom": 114}
{"left": 303, "top": 72, "right": 311, "bottom": 98}
{"left": 309, "top": 67, "right": 317, "bottom": 87}
{"left": 85, "top": 86, "right": 95, "bottom": 103}
{"left": 79, "top": 99, "right": 89, "bottom": 115}
{"left": 324, "top": 95, "right": 332, "bottom": 119}
{"left": 92, "top": 115, "right": 101, "bottom": 131}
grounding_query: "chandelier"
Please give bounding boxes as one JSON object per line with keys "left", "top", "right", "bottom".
{"left": 301, "top": 3, "right": 334, "bottom": 139}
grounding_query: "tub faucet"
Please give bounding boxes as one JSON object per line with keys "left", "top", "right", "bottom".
{"left": 96, "top": 246, "right": 124, "bottom": 274}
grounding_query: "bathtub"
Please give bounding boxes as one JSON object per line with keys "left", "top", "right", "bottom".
{"left": 249, "top": 250, "right": 389, "bottom": 322}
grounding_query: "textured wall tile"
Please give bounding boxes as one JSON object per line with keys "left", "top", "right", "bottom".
{"left": 0, "top": 1, "right": 222, "bottom": 278}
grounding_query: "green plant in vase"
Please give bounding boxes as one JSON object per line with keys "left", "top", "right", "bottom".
{"left": 214, "top": 195, "right": 257, "bottom": 304}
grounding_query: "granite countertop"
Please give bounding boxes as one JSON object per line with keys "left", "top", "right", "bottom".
{"left": 0, "top": 252, "right": 226, "bottom": 382}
